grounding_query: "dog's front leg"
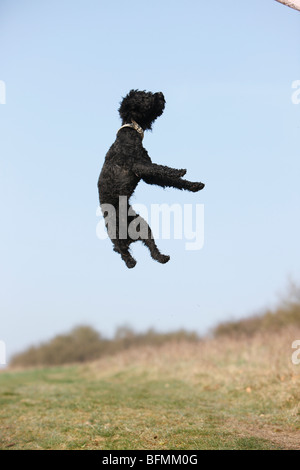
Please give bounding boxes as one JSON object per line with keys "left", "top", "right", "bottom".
{"left": 133, "top": 162, "right": 204, "bottom": 192}
{"left": 133, "top": 162, "right": 186, "bottom": 179}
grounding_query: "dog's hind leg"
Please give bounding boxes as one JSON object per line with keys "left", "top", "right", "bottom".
{"left": 142, "top": 236, "right": 170, "bottom": 264}
{"left": 131, "top": 214, "right": 170, "bottom": 264}
{"left": 113, "top": 242, "right": 137, "bottom": 269}
{"left": 121, "top": 251, "right": 137, "bottom": 269}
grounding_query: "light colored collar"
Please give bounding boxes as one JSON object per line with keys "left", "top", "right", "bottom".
{"left": 117, "top": 119, "right": 144, "bottom": 140}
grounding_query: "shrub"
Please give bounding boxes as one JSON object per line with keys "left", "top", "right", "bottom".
{"left": 213, "top": 283, "right": 300, "bottom": 337}
{"left": 10, "top": 325, "right": 200, "bottom": 367}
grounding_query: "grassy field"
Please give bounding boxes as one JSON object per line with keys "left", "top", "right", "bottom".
{"left": 1, "top": 327, "right": 300, "bottom": 450}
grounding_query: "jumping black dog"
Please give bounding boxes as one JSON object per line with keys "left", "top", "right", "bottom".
{"left": 98, "top": 90, "right": 205, "bottom": 268}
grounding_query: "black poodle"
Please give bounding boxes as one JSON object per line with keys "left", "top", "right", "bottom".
{"left": 98, "top": 89, "right": 205, "bottom": 268}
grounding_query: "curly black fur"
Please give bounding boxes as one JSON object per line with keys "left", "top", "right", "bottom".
{"left": 98, "top": 90, "right": 205, "bottom": 268}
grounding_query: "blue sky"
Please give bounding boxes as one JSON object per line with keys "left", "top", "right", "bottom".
{"left": 0, "top": 0, "right": 299, "bottom": 361}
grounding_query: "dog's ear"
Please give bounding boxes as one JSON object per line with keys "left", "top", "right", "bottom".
{"left": 118, "top": 90, "right": 140, "bottom": 123}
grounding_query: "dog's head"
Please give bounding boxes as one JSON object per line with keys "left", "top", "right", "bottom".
{"left": 118, "top": 90, "right": 165, "bottom": 130}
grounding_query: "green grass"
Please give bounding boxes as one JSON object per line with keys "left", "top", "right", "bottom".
{"left": 1, "top": 331, "right": 300, "bottom": 450}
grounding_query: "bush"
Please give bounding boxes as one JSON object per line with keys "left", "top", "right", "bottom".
{"left": 213, "top": 283, "right": 300, "bottom": 338}
{"left": 10, "top": 325, "right": 200, "bottom": 368}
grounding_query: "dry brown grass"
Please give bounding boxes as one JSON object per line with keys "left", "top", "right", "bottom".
{"left": 85, "top": 326, "right": 300, "bottom": 449}
{"left": 2, "top": 324, "right": 300, "bottom": 449}
{"left": 89, "top": 325, "right": 300, "bottom": 381}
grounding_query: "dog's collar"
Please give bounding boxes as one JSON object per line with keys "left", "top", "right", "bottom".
{"left": 117, "top": 119, "right": 144, "bottom": 141}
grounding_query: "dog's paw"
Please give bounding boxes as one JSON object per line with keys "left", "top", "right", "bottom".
{"left": 191, "top": 182, "right": 205, "bottom": 192}
{"left": 158, "top": 254, "right": 170, "bottom": 264}
{"left": 125, "top": 257, "right": 137, "bottom": 269}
